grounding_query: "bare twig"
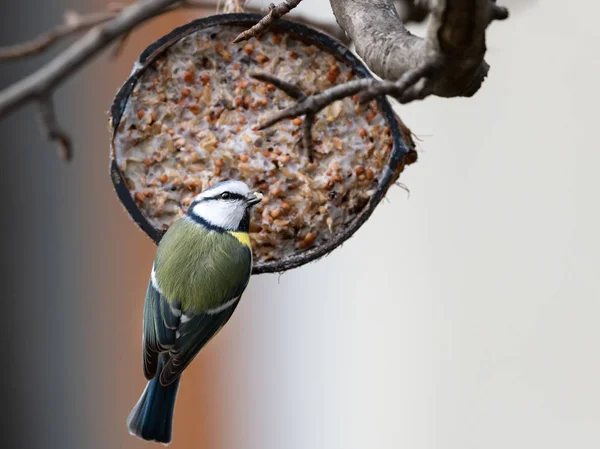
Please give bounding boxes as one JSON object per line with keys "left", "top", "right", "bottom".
{"left": 0, "top": 0, "right": 508, "bottom": 162}
{"left": 233, "top": 0, "right": 304, "bottom": 43}
{"left": 0, "top": 0, "right": 212, "bottom": 160}
{"left": 0, "top": 1, "right": 221, "bottom": 62}
{"left": 0, "top": 9, "right": 121, "bottom": 60}
{"left": 251, "top": 61, "right": 437, "bottom": 143}
{"left": 250, "top": 72, "right": 314, "bottom": 161}
{"left": 110, "top": 32, "right": 132, "bottom": 58}
{"left": 37, "top": 97, "right": 72, "bottom": 161}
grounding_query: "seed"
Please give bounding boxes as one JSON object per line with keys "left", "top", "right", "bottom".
{"left": 333, "top": 137, "right": 343, "bottom": 150}
{"left": 214, "top": 158, "right": 224, "bottom": 167}
{"left": 160, "top": 174, "right": 168, "bottom": 184}
{"left": 359, "top": 129, "right": 368, "bottom": 139}
{"left": 188, "top": 104, "right": 201, "bottom": 115}
{"left": 181, "top": 87, "right": 191, "bottom": 97}
{"left": 272, "top": 34, "right": 281, "bottom": 44}
{"left": 214, "top": 167, "right": 222, "bottom": 176}
{"left": 167, "top": 128, "right": 175, "bottom": 136}
{"left": 366, "top": 110, "right": 377, "bottom": 123}
{"left": 288, "top": 50, "right": 298, "bottom": 59}
{"left": 305, "top": 232, "right": 316, "bottom": 243}
{"left": 137, "top": 109, "right": 145, "bottom": 119}
{"left": 221, "top": 50, "right": 232, "bottom": 62}
{"left": 200, "top": 74, "right": 210, "bottom": 85}
{"left": 292, "top": 117, "right": 303, "bottom": 126}
{"left": 355, "top": 166, "right": 365, "bottom": 175}
{"left": 143, "top": 158, "right": 153, "bottom": 167}
{"left": 270, "top": 208, "right": 281, "bottom": 219}
{"left": 243, "top": 44, "right": 254, "bottom": 55}
{"left": 256, "top": 53, "right": 269, "bottom": 64}
{"left": 134, "top": 192, "right": 145, "bottom": 203}
{"left": 239, "top": 154, "right": 249, "bottom": 162}
{"left": 326, "top": 65, "right": 340, "bottom": 83}
{"left": 281, "top": 202, "right": 291, "bottom": 212}
{"left": 298, "top": 232, "right": 317, "bottom": 249}
{"left": 183, "top": 70, "right": 195, "bottom": 83}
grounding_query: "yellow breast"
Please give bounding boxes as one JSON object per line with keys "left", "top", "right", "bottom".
{"left": 229, "top": 231, "right": 252, "bottom": 249}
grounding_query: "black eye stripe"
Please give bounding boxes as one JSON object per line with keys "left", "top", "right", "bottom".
{"left": 190, "top": 192, "right": 247, "bottom": 206}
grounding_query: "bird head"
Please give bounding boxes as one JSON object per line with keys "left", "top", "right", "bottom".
{"left": 187, "top": 180, "right": 263, "bottom": 232}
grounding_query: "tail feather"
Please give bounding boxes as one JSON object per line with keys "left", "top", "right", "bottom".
{"left": 127, "top": 358, "right": 181, "bottom": 445}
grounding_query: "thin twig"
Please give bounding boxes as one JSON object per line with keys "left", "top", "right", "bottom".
{"left": 110, "top": 32, "right": 132, "bottom": 58}
{"left": 355, "top": 62, "right": 439, "bottom": 103}
{"left": 0, "top": 10, "right": 120, "bottom": 60}
{"left": 253, "top": 75, "right": 372, "bottom": 129}
{"left": 0, "top": 0, "right": 182, "bottom": 117}
{"left": 37, "top": 97, "right": 72, "bottom": 161}
{"left": 233, "top": 0, "right": 304, "bottom": 43}
{"left": 301, "top": 113, "right": 315, "bottom": 162}
{"left": 0, "top": 1, "right": 219, "bottom": 62}
{"left": 250, "top": 72, "right": 314, "bottom": 161}
{"left": 251, "top": 62, "right": 439, "bottom": 144}
{"left": 251, "top": 72, "right": 306, "bottom": 99}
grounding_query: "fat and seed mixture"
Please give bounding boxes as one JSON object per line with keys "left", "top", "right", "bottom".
{"left": 113, "top": 25, "right": 396, "bottom": 264}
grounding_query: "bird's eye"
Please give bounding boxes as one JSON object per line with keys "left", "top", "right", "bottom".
{"left": 220, "top": 192, "right": 231, "bottom": 200}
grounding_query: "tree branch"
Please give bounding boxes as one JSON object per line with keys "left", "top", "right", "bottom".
{"left": 36, "top": 96, "right": 73, "bottom": 161}
{"left": 330, "top": 0, "right": 508, "bottom": 98}
{"left": 0, "top": 2, "right": 220, "bottom": 62}
{"left": 0, "top": 9, "right": 120, "bottom": 60}
{"left": 0, "top": 0, "right": 507, "bottom": 162}
{"left": 248, "top": 0, "right": 508, "bottom": 148}
{"left": 233, "top": 0, "right": 304, "bottom": 43}
{"left": 250, "top": 72, "right": 315, "bottom": 161}
{"left": 0, "top": 0, "right": 183, "bottom": 119}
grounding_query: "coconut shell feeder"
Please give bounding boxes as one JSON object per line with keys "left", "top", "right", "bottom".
{"left": 109, "top": 13, "right": 417, "bottom": 274}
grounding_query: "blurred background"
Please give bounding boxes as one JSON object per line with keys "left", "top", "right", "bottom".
{"left": 1, "top": 0, "right": 598, "bottom": 448}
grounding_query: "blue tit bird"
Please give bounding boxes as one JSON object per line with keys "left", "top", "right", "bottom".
{"left": 127, "top": 180, "right": 262, "bottom": 444}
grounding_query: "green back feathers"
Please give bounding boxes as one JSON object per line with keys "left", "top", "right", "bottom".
{"left": 154, "top": 218, "right": 252, "bottom": 313}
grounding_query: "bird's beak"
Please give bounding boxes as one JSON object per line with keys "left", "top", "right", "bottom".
{"left": 246, "top": 192, "right": 263, "bottom": 206}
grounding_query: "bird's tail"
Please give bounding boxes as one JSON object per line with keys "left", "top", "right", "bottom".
{"left": 127, "top": 357, "right": 181, "bottom": 445}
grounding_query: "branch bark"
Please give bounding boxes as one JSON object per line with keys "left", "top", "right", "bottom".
{"left": 0, "top": 0, "right": 183, "bottom": 119}
{"left": 330, "top": 0, "right": 508, "bottom": 98}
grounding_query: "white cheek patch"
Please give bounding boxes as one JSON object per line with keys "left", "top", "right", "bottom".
{"left": 192, "top": 200, "right": 246, "bottom": 230}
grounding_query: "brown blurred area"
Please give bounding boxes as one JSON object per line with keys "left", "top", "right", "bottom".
{"left": 0, "top": 2, "right": 234, "bottom": 448}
